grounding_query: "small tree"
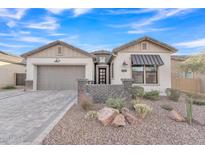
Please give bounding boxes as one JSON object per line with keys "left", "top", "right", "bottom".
{"left": 180, "top": 53, "right": 205, "bottom": 75}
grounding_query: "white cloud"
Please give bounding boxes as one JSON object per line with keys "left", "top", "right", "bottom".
{"left": 0, "top": 8, "right": 28, "bottom": 20}
{"left": 45, "top": 8, "right": 92, "bottom": 17}
{"left": 0, "top": 32, "right": 14, "bottom": 36}
{"left": 174, "top": 38, "right": 205, "bottom": 48}
{"left": 18, "top": 36, "right": 50, "bottom": 43}
{"left": 19, "top": 31, "right": 31, "bottom": 35}
{"left": 106, "top": 8, "right": 158, "bottom": 15}
{"left": 25, "top": 16, "right": 59, "bottom": 30}
{"left": 109, "top": 8, "right": 195, "bottom": 34}
{"left": 49, "top": 33, "right": 65, "bottom": 36}
{"left": 72, "top": 8, "right": 92, "bottom": 17}
{"left": 6, "top": 20, "right": 16, "bottom": 28}
{"left": 46, "top": 8, "right": 67, "bottom": 15}
{"left": 0, "top": 42, "right": 30, "bottom": 48}
{"left": 131, "top": 9, "right": 194, "bottom": 28}
{"left": 128, "top": 27, "right": 172, "bottom": 34}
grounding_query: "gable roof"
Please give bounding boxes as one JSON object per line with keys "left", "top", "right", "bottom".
{"left": 0, "top": 50, "right": 25, "bottom": 65}
{"left": 91, "top": 50, "right": 111, "bottom": 55}
{"left": 0, "top": 50, "right": 22, "bottom": 59}
{"left": 113, "top": 36, "right": 177, "bottom": 54}
{"left": 21, "top": 40, "right": 93, "bottom": 58}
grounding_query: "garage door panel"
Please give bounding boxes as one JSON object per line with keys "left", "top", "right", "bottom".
{"left": 37, "top": 65, "right": 85, "bottom": 90}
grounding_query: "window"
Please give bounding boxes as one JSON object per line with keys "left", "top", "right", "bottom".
{"left": 146, "top": 65, "right": 158, "bottom": 84}
{"left": 132, "top": 66, "right": 144, "bottom": 84}
{"left": 99, "top": 57, "right": 105, "bottom": 63}
{"left": 141, "top": 42, "right": 148, "bottom": 50}
{"left": 111, "top": 63, "right": 114, "bottom": 79}
{"left": 57, "top": 46, "right": 63, "bottom": 56}
{"left": 132, "top": 65, "right": 158, "bottom": 84}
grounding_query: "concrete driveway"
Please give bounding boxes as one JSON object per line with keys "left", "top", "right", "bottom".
{"left": 0, "top": 90, "right": 77, "bottom": 144}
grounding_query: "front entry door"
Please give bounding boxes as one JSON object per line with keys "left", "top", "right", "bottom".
{"left": 98, "top": 68, "right": 107, "bottom": 84}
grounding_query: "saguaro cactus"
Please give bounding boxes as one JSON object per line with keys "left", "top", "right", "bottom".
{"left": 186, "top": 97, "right": 193, "bottom": 124}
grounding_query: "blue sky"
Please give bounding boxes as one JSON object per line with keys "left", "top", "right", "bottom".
{"left": 0, "top": 8, "right": 205, "bottom": 55}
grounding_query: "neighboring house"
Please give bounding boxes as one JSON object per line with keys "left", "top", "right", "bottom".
{"left": 22, "top": 36, "right": 176, "bottom": 93}
{"left": 0, "top": 51, "right": 26, "bottom": 88}
{"left": 171, "top": 55, "right": 205, "bottom": 93}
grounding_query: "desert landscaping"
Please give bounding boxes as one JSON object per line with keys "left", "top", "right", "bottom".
{"left": 43, "top": 89, "right": 205, "bottom": 145}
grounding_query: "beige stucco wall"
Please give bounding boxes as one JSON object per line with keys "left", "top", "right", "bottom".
{"left": 111, "top": 41, "right": 173, "bottom": 94}
{"left": 0, "top": 61, "right": 26, "bottom": 88}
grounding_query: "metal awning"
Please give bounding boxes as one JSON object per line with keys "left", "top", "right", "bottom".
{"left": 131, "top": 54, "right": 164, "bottom": 66}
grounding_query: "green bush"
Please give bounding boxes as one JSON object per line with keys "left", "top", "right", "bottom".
{"left": 106, "top": 97, "right": 124, "bottom": 110}
{"left": 193, "top": 99, "right": 205, "bottom": 106}
{"left": 80, "top": 94, "right": 94, "bottom": 111}
{"left": 2, "top": 85, "right": 16, "bottom": 90}
{"left": 133, "top": 104, "right": 152, "bottom": 118}
{"left": 165, "top": 88, "right": 180, "bottom": 102}
{"left": 144, "top": 90, "right": 160, "bottom": 100}
{"left": 160, "top": 104, "right": 173, "bottom": 111}
{"left": 85, "top": 111, "right": 98, "bottom": 120}
{"left": 132, "top": 86, "right": 144, "bottom": 98}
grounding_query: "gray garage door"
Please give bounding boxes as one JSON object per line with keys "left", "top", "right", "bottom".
{"left": 37, "top": 65, "right": 85, "bottom": 90}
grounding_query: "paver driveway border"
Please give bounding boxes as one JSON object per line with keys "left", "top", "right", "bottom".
{"left": 32, "top": 96, "right": 77, "bottom": 144}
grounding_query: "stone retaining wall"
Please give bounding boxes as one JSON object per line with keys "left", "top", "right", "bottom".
{"left": 78, "top": 78, "right": 133, "bottom": 103}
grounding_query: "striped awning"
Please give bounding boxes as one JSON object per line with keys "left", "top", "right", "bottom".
{"left": 131, "top": 54, "right": 164, "bottom": 66}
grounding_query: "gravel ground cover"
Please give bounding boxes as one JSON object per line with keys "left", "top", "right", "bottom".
{"left": 43, "top": 95, "right": 205, "bottom": 145}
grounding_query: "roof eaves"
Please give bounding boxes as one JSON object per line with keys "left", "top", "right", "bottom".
{"left": 113, "top": 36, "right": 177, "bottom": 53}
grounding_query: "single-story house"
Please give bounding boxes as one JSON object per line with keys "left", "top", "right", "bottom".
{"left": 22, "top": 36, "right": 177, "bottom": 93}
{"left": 0, "top": 51, "right": 26, "bottom": 88}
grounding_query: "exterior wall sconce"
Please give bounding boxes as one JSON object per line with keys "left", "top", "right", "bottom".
{"left": 54, "top": 58, "right": 61, "bottom": 63}
{"left": 122, "top": 61, "right": 128, "bottom": 66}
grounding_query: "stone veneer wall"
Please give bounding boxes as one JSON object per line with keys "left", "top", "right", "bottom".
{"left": 25, "top": 80, "right": 33, "bottom": 90}
{"left": 78, "top": 78, "right": 133, "bottom": 103}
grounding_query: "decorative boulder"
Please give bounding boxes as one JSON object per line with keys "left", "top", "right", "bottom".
{"left": 112, "top": 114, "right": 126, "bottom": 127}
{"left": 121, "top": 107, "right": 139, "bottom": 125}
{"left": 168, "top": 110, "right": 186, "bottom": 122}
{"left": 98, "top": 107, "right": 119, "bottom": 126}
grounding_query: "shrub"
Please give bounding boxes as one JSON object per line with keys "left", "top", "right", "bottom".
{"left": 144, "top": 90, "right": 160, "bottom": 100}
{"left": 79, "top": 93, "right": 94, "bottom": 111}
{"left": 85, "top": 111, "right": 98, "bottom": 120}
{"left": 193, "top": 99, "right": 205, "bottom": 106}
{"left": 106, "top": 97, "right": 124, "bottom": 110}
{"left": 133, "top": 104, "right": 152, "bottom": 118}
{"left": 130, "top": 98, "right": 141, "bottom": 106}
{"left": 132, "top": 86, "right": 144, "bottom": 98}
{"left": 160, "top": 104, "right": 173, "bottom": 111}
{"left": 165, "top": 88, "right": 180, "bottom": 102}
{"left": 2, "top": 85, "right": 16, "bottom": 90}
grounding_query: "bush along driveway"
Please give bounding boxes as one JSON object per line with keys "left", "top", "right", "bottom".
{"left": 43, "top": 94, "right": 205, "bottom": 145}
{"left": 0, "top": 90, "right": 77, "bottom": 144}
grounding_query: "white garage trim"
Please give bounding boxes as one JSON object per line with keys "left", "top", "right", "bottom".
{"left": 26, "top": 58, "right": 94, "bottom": 90}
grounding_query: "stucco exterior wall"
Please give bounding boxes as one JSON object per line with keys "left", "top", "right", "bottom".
{"left": 111, "top": 41, "right": 173, "bottom": 94}
{"left": 26, "top": 58, "right": 94, "bottom": 90}
{"left": 0, "top": 61, "right": 25, "bottom": 88}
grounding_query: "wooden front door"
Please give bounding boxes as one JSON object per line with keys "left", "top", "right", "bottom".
{"left": 98, "top": 68, "right": 107, "bottom": 84}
